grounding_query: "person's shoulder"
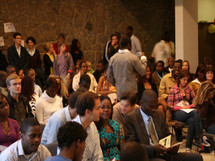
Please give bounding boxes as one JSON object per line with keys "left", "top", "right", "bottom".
{"left": 0, "top": 140, "right": 19, "bottom": 160}
{"left": 127, "top": 108, "right": 139, "bottom": 118}
{"left": 8, "top": 118, "right": 19, "bottom": 126}
{"left": 38, "top": 144, "right": 51, "bottom": 158}
{"left": 49, "top": 108, "right": 66, "bottom": 122}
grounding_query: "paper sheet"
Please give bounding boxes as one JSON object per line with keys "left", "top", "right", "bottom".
{"left": 180, "top": 109, "right": 195, "bottom": 113}
{"left": 4, "top": 22, "right": 16, "bottom": 33}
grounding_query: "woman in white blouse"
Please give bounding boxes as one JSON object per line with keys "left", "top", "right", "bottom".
{"left": 36, "top": 77, "right": 63, "bottom": 125}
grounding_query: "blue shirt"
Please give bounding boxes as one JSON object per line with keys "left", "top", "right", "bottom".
{"left": 45, "top": 155, "right": 72, "bottom": 161}
{"left": 41, "top": 106, "right": 72, "bottom": 145}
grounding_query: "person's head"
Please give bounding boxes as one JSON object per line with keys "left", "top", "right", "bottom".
{"left": 182, "top": 60, "right": 190, "bottom": 71}
{"left": 195, "top": 64, "right": 205, "bottom": 81}
{"left": 13, "top": 32, "right": 22, "bottom": 46}
{"left": 144, "top": 66, "right": 152, "bottom": 80}
{"left": 20, "top": 118, "right": 41, "bottom": 154}
{"left": 44, "top": 43, "right": 54, "bottom": 53}
{"left": 97, "top": 60, "right": 105, "bottom": 72}
{"left": 172, "top": 60, "right": 182, "bottom": 78}
{"left": 26, "top": 36, "right": 36, "bottom": 49}
{"left": 45, "top": 77, "right": 58, "bottom": 98}
{"left": 71, "top": 39, "right": 80, "bottom": 51}
{"left": 26, "top": 68, "right": 36, "bottom": 82}
{"left": 120, "top": 142, "right": 149, "bottom": 161}
{"left": 86, "top": 61, "right": 93, "bottom": 72}
{"left": 120, "top": 36, "right": 131, "bottom": 51}
{"left": 155, "top": 61, "right": 164, "bottom": 73}
{"left": 79, "top": 74, "right": 91, "bottom": 90}
{"left": 120, "top": 91, "right": 137, "bottom": 114}
{"left": 76, "top": 92, "right": 101, "bottom": 122}
{"left": 0, "top": 70, "right": 7, "bottom": 87}
{"left": 57, "top": 121, "right": 87, "bottom": 161}
{"left": 125, "top": 26, "right": 133, "bottom": 37}
{"left": 6, "top": 65, "right": 16, "bottom": 75}
{"left": 161, "top": 31, "right": 170, "bottom": 42}
{"left": 0, "top": 94, "right": 10, "bottom": 119}
{"left": 6, "top": 74, "right": 21, "bottom": 95}
{"left": 140, "top": 90, "right": 158, "bottom": 116}
{"left": 100, "top": 95, "right": 112, "bottom": 120}
{"left": 68, "top": 91, "right": 83, "bottom": 110}
{"left": 79, "top": 61, "right": 88, "bottom": 74}
{"left": 168, "top": 57, "right": 174, "bottom": 68}
{"left": 57, "top": 33, "right": 66, "bottom": 44}
{"left": 177, "top": 70, "right": 190, "bottom": 87}
{"left": 111, "top": 32, "right": 121, "bottom": 45}
{"left": 204, "top": 57, "right": 213, "bottom": 68}
{"left": 60, "top": 43, "right": 67, "bottom": 53}
{"left": 21, "top": 76, "right": 34, "bottom": 100}
{"left": 194, "top": 81, "right": 215, "bottom": 106}
{"left": 204, "top": 67, "right": 214, "bottom": 82}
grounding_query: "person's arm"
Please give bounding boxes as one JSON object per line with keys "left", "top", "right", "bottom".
{"left": 44, "top": 54, "right": 53, "bottom": 67}
{"left": 133, "top": 56, "right": 146, "bottom": 76}
{"left": 159, "top": 77, "right": 168, "bottom": 99}
{"left": 72, "top": 74, "right": 80, "bottom": 91}
{"left": 134, "top": 37, "right": 142, "bottom": 53}
{"left": 7, "top": 47, "right": 19, "bottom": 72}
{"left": 107, "top": 59, "right": 115, "bottom": 85}
{"left": 36, "top": 101, "right": 44, "bottom": 124}
{"left": 96, "top": 76, "right": 114, "bottom": 95}
{"left": 167, "top": 88, "right": 175, "bottom": 108}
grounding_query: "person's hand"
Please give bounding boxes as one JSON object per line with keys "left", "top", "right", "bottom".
{"left": 167, "top": 145, "right": 179, "bottom": 154}
{"left": 66, "top": 74, "right": 70, "bottom": 80}
{"left": 154, "top": 144, "right": 167, "bottom": 153}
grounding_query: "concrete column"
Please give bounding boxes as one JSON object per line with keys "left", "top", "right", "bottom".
{"left": 175, "top": 0, "right": 198, "bottom": 73}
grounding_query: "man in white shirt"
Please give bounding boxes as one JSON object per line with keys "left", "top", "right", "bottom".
{"left": 72, "top": 61, "right": 97, "bottom": 92}
{"left": 0, "top": 118, "right": 51, "bottom": 161}
{"left": 41, "top": 91, "right": 82, "bottom": 145}
{"left": 73, "top": 91, "right": 103, "bottom": 161}
{"left": 125, "top": 26, "right": 142, "bottom": 55}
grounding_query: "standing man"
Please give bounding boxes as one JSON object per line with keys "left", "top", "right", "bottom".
{"left": 125, "top": 26, "right": 142, "bottom": 55}
{"left": 107, "top": 36, "right": 146, "bottom": 100}
{"left": 7, "top": 32, "right": 29, "bottom": 75}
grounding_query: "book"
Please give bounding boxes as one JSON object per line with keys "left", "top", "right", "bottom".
{"left": 159, "top": 135, "right": 183, "bottom": 148}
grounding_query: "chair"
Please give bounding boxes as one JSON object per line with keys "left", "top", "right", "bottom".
{"left": 45, "top": 142, "right": 58, "bottom": 156}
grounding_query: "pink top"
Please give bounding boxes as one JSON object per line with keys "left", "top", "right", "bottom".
{"left": 0, "top": 118, "right": 20, "bottom": 147}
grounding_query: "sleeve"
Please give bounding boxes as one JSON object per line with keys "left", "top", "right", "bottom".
{"left": 22, "top": 49, "right": 29, "bottom": 71}
{"left": 159, "top": 77, "right": 168, "bottom": 99}
{"left": 167, "top": 88, "right": 175, "bottom": 108}
{"left": 36, "top": 100, "right": 44, "bottom": 124}
{"left": 134, "top": 37, "right": 142, "bottom": 53}
{"left": 7, "top": 47, "right": 18, "bottom": 72}
{"left": 44, "top": 54, "right": 53, "bottom": 67}
{"left": 133, "top": 56, "right": 146, "bottom": 76}
{"left": 107, "top": 59, "right": 115, "bottom": 85}
{"left": 190, "top": 87, "right": 196, "bottom": 101}
{"left": 72, "top": 74, "right": 80, "bottom": 91}
{"left": 112, "top": 105, "right": 122, "bottom": 125}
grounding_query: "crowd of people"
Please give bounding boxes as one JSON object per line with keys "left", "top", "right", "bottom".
{"left": 0, "top": 25, "right": 214, "bottom": 161}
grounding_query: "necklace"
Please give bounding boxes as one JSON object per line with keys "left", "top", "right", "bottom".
{"left": 0, "top": 120, "right": 10, "bottom": 136}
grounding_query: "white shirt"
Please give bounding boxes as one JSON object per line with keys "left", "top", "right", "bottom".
{"left": 72, "top": 72, "right": 98, "bottom": 92}
{"left": 73, "top": 115, "right": 103, "bottom": 161}
{"left": 15, "top": 45, "right": 21, "bottom": 57}
{"left": 36, "top": 91, "right": 63, "bottom": 125}
{"left": 151, "top": 40, "right": 171, "bottom": 67}
{"left": 0, "top": 140, "right": 51, "bottom": 161}
{"left": 131, "top": 35, "right": 142, "bottom": 55}
{"left": 34, "top": 84, "right": 42, "bottom": 97}
{"left": 140, "top": 109, "right": 159, "bottom": 145}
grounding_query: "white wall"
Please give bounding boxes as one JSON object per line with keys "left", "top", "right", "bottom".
{"left": 198, "top": 0, "right": 215, "bottom": 22}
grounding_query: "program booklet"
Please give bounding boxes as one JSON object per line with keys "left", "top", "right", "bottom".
{"left": 159, "top": 135, "right": 183, "bottom": 148}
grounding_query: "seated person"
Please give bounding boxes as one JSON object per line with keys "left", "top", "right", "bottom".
{"left": 0, "top": 118, "right": 51, "bottom": 160}
{"left": 95, "top": 95, "right": 124, "bottom": 161}
{"left": 0, "top": 94, "right": 20, "bottom": 149}
{"left": 78, "top": 73, "right": 91, "bottom": 91}
{"left": 73, "top": 61, "right": 97, "bottom": 92}
{"left": 93, "top": 60, "right": 106, "bottom": 82}
{"left": 194, "top": 81, "right": 215, "bottom": 134}
{"left": 167, "top": 70, "right": 199, "bottom": 152}
{"left": 86, "top": 60, "right": 95, "bottom": 74}
{"left": 45, "top": 121, "right": 87, "bottom": 161}
{"left": 120, "top": 142, "right": 149, "bottom": 161}
{"left": 41, "top": 91, "right": 81, "bottom": 145}
{"left": 112, "top": 91, "right": 139, "bottom": 127}
{"left": 72, "top": 92, "right": 103, "bottom": 160}
{"left": 124, "top": 90, "right": 203, "bottom": 161}
{"left": 6, "top": 74, "right": 32, "bottom": 125}
{"left": 152, "top": 61, "right": 166, "bottom": 91}
{"left": 36, "top": 77, "right": 63, "bottom": 125}
{"left": 0, "top": 70, "right": 8, "bottom": 96}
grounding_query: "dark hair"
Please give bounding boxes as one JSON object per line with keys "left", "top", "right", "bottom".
{"left": 140, "top": 90, "right": 158, "bottom": 108}
{"left": 57, "top": 121, "right": 87, "bottom": 150}
{"left": 46, "top": 77, "right": 57, "bottom": 89}
{"left": 120, "top": 36, "right": 131, "bottom": 48}
{"left": 13, "top": 32, "right": 21, "bottom": 38}
{"left": 26, "top": 36, "right": 36, "bottom": 45}
{"left": 177, "top": 70, "right": 190, "bottom": 87}
{"left": 21, "top": 76, "right": 35, "bottom": 100}
{"left": 120, "top": 91, "right": 137, "bottom": 106}
{"left": 195, "top": 64, "right": 205, "bottom": 78}
{"left": 203, "top": 57, "right": 213, "bottom": 67}
{"left": 79, "top": 61, "right": 87, "bottom": 68}
{"left": 6, "top": 65, "right": 15, "bottom": 74}
{"left": 20, "top": 118, "right": 40, "bottom": 134}
{"left": 76, "top": 92, "right": 99, "bottom": 116}
{"left": 204, "top": 67, "right": 215, "bottom": 82}
{"left": 0, "top": 93, "right": 8, "bottom": 106}
{"left": 126, "top": 26, "right": 133, "bottom": 31}
{"left": 58, "top": 33, "right": 66, "bottom": 40}
{"left": 161, "top": 31, "right": 170, "bottom": 42}
{"left": 110, "top": 32, "right": 121, "bottom": 41}
{"left": 173, "top": 60, "right": 182, "bottom": 68}
{"left": 79, "top": 74, "right": 91, "bottom": 90}
{"left": 68, "top": 91, "right": 83, "bottom": 109}
{"left": 156, "top": 60, "right": 164, "bottom": 67}
{"left": 120, "top": 142, "right": 149, "bottom": 161}
{"left": 70, "top": 39, "right": 80, "bottom": 52}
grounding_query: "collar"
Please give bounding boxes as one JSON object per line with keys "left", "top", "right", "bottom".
{"left": 18, "top": 140, "right": 38, "bottom": 159}
{"left": 192, "top": 78, "right": 201, "bottom": 85}
{"left": 139, "top": 108, "right": 150, "bottom": 123}
{"left": 72, "top": 115, "right": 91, "bottom": 131}
{"left": 65, "top": 106, "right": 72, "bottom": 122}
{"left": 15, "top": 44, "right": 21, "bottom": 50}
{"left": 43, "top": 91, "right": 57, "bottom": 103}
{"left": 27, "top": 48, "right": 36, "bottom": 56}
{"left": 118, "top": 49, "right": 130, "bottom": 54}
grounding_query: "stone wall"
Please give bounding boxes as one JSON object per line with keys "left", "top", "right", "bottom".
{"left": 0, "top": 0, "right": 174, "bottom": 66}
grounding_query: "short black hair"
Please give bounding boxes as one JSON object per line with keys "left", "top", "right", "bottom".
{"left": 57, "top": 121, "right": 87, "bottom": 150}
{"left": 120, "top": 36, "right": 131, "bottom": 48}
{"left": 68, "top": 91, "right": 83, "bottom": 109}
{"left": 120, "top": 91, "right": 137, "bottom": 106}
{"left": 110, "top": 32, "right": 121, "bottom": 41}
{"left": 13, "top": 32, "right": 21, "bottom": 38}
{"left": 120, "top": 142, "right": 149, "bottom": 161}
{"left": 126, "top": 26, "right": 133, "bottom": 31}
{"left": 173, "top": 60, "right": 182, "bottom": 68}
{"left": 79, "top": 61, "right": 87, "bottom": 68}
{"left": 26, "top": 36, "right": 36, "bottom": 45}
{"left": 156, "top": 60, "right": 165, "bottom": 67}
{"left": 76, "top": 92, "right": 99, "bottom": 116}
{"left": 79, "top": 74, "right": 91, "bottom": 90}
{"left": 46, "top": 77, "right": 57, "bottom": 89}
{"left": 161, "top": 31, "right": 170, "bottom": 42}
{"left": 20, "top": 118, "right": 40, "bottom": 134}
